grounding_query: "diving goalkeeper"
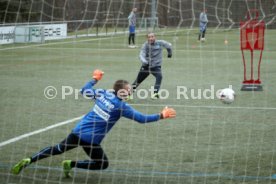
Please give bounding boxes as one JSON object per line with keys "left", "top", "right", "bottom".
{"left": 11, "top": 69, "right": 176, "bottom": 178}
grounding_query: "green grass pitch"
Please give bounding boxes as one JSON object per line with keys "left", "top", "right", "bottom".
{"left": 0, "top": 28, "right": 276, "bottom": 184}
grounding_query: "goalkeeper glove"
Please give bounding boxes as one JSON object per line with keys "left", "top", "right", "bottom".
{"left": 167, "top": 53, "right": 172, "bottom": 58}
{"left": 160, "top": 106, "right": 176, "bottom": 119}
{"left": 92, "top": 69, "right": 104, "bottom": 81}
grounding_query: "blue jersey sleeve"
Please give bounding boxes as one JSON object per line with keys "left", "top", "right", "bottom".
{"left": 121, "top": 103, "right": 160, "bottom": 123}
{"left": 80, "top": 79, "right": 98, "bottom": 99}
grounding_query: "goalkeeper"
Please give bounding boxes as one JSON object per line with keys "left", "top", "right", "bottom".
{"left": 11, "top": 69, "right": 176, "bottom": 178}
{"left": 131, "top": 32, "right": 172, "bottom": 99}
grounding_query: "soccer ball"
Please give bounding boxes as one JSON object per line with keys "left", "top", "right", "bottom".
{"left": 219, "top": 88, "right": 235, "bottom": 104}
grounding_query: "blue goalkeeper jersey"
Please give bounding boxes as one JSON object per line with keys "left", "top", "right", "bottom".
{"left": 72, "top": 79, "right": 160, "bottom": 144}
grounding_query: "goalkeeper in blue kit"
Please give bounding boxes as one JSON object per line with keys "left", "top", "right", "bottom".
{"left": 11, "top": 69, "right": 176, "bottom": 178}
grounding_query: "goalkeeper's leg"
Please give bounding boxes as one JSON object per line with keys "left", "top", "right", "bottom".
{"left": 11, "top": 133, "right": 79, "bottom": 175}
{"left": 30, "top": 133, "right": 79, "bottom": 162}
{"left": 61, "top": 143, "right": 108, "bottom": 178}
{"left": 69, "top": 144, "right": 108, "bottom": 170}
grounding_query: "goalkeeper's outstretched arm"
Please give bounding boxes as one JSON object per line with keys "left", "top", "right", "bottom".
{"left": 122, "top": 104, "right": 176, "bottom": 123}
{"left": 80, "top": 69, "right": 104, "bottom": 98}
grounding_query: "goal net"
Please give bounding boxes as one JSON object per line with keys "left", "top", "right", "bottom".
{"left": 0, "top": 0, "right": 276, "bottom": 184}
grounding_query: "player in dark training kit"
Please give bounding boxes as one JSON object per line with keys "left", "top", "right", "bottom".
{"left": 11, "top": 69, "right": 176, "bottom": 178}
{"left": 131, "top": 32, "right": 172, "bottom": 99}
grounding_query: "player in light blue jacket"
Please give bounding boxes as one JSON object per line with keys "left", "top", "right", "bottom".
{"left": 128, "top": 7, "right": 137, "bottom": 47}
{"left": 11, "top": 69, "right": 176, "bottom": 178}
{"left": 198, "top": 9, "right": 208, "bottom": 41}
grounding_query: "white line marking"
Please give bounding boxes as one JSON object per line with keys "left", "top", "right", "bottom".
{"left": 6, "top": 45, "right": 276, "bottom": 54}
{"left": 0, "top": 115, "right": 84, "bottom": 148}
{"left": 0, "top": 103, "right": 275, "bottom": 148}
{"left": 35, "top": 47, "right": 244, "bottom": 53}
{"left": 0, "top": 36, "right": 113, "bottom": 51}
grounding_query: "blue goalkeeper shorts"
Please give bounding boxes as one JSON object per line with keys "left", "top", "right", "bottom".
{"left": 199, "top": 22, "right": 207, "bottom": 32}
{"left": 129, "top": 25, "right": 136, "bottom": 33}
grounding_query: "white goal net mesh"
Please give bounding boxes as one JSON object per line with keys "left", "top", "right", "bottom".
{"left": 0, "top": 0, "right": 276, "bottom": 184}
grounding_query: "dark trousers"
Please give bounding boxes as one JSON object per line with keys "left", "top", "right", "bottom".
{"left": 132, "top": 65, "right": 162, "bottom": 93}
{"left": 129, "top": 33, "right": 135, "bottom": 45}
{"left": 30, "top": 133, "right": 108, "bottom": 170}
{"left": 198, "top": 29, "right": 206, "bottom": 40}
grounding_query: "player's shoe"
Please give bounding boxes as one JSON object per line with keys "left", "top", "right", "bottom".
{"left": 62, "top": 160, "right": 72, "bottom": 178}
{"left": 128, "top": 45, "right": 136, "bottom": 48}
{"left": 11, "top": 158, "right": 31, "bottom": 175}
{"left": 151, "top": 93, "right": 159, "bottom": 100}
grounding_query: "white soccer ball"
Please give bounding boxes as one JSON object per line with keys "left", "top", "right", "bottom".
{"left": 219, "top": 88, "right": 235, "bottom": 104}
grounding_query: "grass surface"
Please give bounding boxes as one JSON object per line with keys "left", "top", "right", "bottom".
{"left": 0, "top": 28, "right": 276, "bottom": 184}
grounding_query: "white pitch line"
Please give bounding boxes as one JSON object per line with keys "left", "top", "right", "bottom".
{"left": 0, "top": 36, "right": 113, "bottom": 51}
{"left": 0, "top": 104, "right": 275, "bottom": 148}
{"left": 0, "top": 115, "right": 84, "bottom": 148}
{"left": 35, "top": 47, "right": 244, "bottom": 53}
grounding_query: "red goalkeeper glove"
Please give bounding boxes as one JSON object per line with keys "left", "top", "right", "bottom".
{"left": 92, "top": 69, "right": 104, "bottom": 81}
{"left": 160, "top": 106, "right": 176, "bottom": 119}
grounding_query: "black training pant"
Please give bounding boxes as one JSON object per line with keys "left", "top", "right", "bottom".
{"left": 198, "top": 29, "right": 206, "bottom": 40}
{"left": 30, "top": 133, "right": 108, "bottom": 170}
{"left": 132, "top": 65, "right": 162, "bottom": 93}
{"left": 129, "top": 33, "right": 135, "bottom": 45}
